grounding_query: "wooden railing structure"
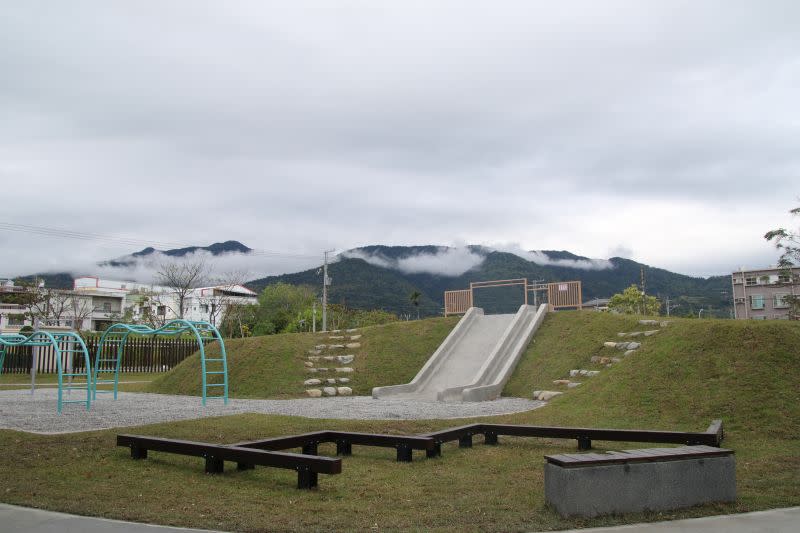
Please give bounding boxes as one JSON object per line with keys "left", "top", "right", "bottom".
{"left": 444, "top": 278, "right": 582, "bottom": 316}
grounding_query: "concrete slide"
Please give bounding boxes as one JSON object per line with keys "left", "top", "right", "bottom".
{"left": 372, "top": 303, "right": 547, "bottom": 402}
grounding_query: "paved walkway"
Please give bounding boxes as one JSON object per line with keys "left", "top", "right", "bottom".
{"left": 2, "top": 503, "right": 798, "bottom": 532}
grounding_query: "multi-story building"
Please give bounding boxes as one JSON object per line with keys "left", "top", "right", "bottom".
{"left": 731, "top": 266, "right": 799, "bottom": 320}
{"left": 0, "top": 276, "right": 258, "bottom": 332}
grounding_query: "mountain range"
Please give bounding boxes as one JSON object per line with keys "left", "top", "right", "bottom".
{"left": 17, "top": 241, "right": 733, "bottom": 318}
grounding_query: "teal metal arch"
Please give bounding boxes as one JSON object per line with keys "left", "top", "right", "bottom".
{"left": 0, "top": 330, "right": 92, "bottom": 413}
{"left": 92, "top": 320, "right": 228, "bottom": 405}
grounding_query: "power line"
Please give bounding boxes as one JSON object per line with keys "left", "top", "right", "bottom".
{"left": 0, "top": 222, "right": 323, "bottom": 261}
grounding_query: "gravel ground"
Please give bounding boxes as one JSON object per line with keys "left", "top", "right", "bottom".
{"left": 0, "top": 389, "right": 544, "bottom": 434}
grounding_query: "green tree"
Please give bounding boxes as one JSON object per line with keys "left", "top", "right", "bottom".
{"left": 608, "top": 285, "right": 661, "bottom": 315}
{"left": 253, "top": 282, "right": 316, "bottom": 335}
{"left": 765, "top": 204, "right": 800, "bottom": 319}
{"left": 409, "top": 290, "right": 421, "bottom": 320}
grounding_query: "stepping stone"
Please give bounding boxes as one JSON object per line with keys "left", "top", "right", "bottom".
{"left": 335, "top": 367, "right": 354, "bottom": 373}
{"left": 336, "top": 355, "right": 354, "bottom": 364}
{"left": 304, "top": 379, "right": 322, "bottom": 386}
{"left": 643, "top": 330, "right": 659, "bottom": 336}
{"left": 533, "top": 390, "right": 563, "bottom": 401}
{"left": 323, "top": 356, "right": 335, "bottom": 361}
{"left": 345, "top": 342, "right": 361, "bottom": 349}
{"left": 306, "top": 389, "right": 322, "bottom": 397}
{"left": 328, "top": 335, "right": 344, "bottom": 340}
{"left": 346, "top": 328, "right": 359, "bottom": 333}
{"left": 338, "top": 378, "right": 350, "bottom": 384}
{"left": 322, "top": 387, "right": 337, "bottom": 396}
{"left": 308, "top": 349, "right": 322, "bottom": 355}
{"left": 328, "top": 344, "right": 345, "bottom": 349}
{"left": 326, "top": 378, "right": 336, "bottom": 384}
{"left": 626, "top": 342, "right": 641, "bottom": 350}
{"left": 314, "top": 344, "right": 327, "bottom": 350}
{"left": 604, "top": 342, "right": 618, "bottom": 348}
{"left": 304, "top": 361, "right": 314, "bottom": 367}
{"left": 553, "top": 379, "right": 571, "bottom": 385}
{"left": 307, "top": 356, "right": 320, "bottom": 362}
{"left": 349, "top": 335, "right": 362, "bottom": 340}
{"left": 306, "top": 368, "right": 319, "bottom": 373}
{"left": 317, "top": 367, "right": 329, "bottom": 372}
{"left": 624, "top": 350, "right": 636, "bottom": 357}
{"left": 569, "top": 369, "right": 580, "bottom": 377}
{"left": 567, "top": 382, "right": 581, "bottom": 388}
{"left": 331, "top": 329, "right": 341, "bottom": 333}
{"left": 336, "top": 387, "right": 353, "bottom": 396}
{"left": 610, "top": 357, "right": 621, "bottom": 363}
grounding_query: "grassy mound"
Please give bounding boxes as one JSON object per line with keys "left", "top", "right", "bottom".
{"left": 147, "top": 316, "right": 459, "bottom": 398}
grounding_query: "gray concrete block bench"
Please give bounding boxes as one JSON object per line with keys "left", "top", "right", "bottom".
{"left": 544, "top": 445, "right": 735, "bottom": 518}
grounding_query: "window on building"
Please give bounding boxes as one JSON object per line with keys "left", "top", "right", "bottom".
{"left": 778, "top": 274, "right": 792, "bottom": 284}
{"left": 103, "top": 302, "right": 111, "bottom": 311}
{"left": 157, "top": 306, "right": 166, "bottom": 316}
{"left": 200, "top": 304, "right": 209, "bottom": 313}
{"left": 750, "top": 294, "right": 765, "bottom": 310}
{"left": 773, "top": 294, "right": 790, "bottom": 308}
{"left": 745, "top": 277, "right": 758, "bottom": 286}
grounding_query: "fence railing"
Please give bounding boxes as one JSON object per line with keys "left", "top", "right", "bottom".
{"left": 0, "top": 336, "right": 202, "bottom": 374}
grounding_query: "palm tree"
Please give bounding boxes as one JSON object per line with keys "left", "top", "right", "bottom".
{"left": 409, "top": 291, "right": 421, "bottom": 320}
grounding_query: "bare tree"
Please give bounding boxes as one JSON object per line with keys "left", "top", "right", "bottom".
{"left": 200, "top": 270, "right": 252, "bottom": 327}
{"left": 156, "top": 260, "right": 210, "bottom": 319}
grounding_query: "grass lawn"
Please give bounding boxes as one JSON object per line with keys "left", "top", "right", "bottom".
{"left": 1, "top": 312, "right": 798, "bottom": 532}
{"left": 0, "top": 372, "right": 158, "bottom": 393}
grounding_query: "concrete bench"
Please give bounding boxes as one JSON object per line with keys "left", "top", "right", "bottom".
{"left": 544, "top": 445, "right": 735, "bottom": 517}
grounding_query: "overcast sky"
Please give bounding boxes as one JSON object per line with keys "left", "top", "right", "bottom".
{"left": 1, "top": 1, "right": 798, "bottom": 281}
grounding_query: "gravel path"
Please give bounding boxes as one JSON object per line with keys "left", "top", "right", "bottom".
{"left": 0, "top": 389, "right": 544, "bottom": 434}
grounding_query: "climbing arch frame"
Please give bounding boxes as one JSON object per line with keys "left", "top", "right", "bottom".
{"left": 0, "top": 330, "right": 92, "bottom": 413}
{"left": 92, "top": 320, "right": 228, "bottom": 405}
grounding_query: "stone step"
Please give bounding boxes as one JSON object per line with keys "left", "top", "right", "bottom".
{"left": 533, "top": 390, "right": 563, "bottom": 401}
{"left": 569, "top": 369, "right": 600, "bottom": 377}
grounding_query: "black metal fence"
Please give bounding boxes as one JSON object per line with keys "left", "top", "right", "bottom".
{"left": 1, "top": 337, "right": 202, "bottom": 374}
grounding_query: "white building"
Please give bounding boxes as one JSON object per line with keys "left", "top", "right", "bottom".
{"left": 0, "top": 277, "right": 257, "bottom": 332}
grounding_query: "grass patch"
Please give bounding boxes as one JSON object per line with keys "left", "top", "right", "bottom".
{"left": 1, "top": 311, "right": 799, "bottom": 531}
{"left": 147, "top": 317, "right": 459, "bottom": 398}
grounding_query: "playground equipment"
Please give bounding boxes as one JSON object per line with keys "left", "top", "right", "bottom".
{"left": 117, "top": 420, "right": 723, "bottom": 490}
{"left": 0, "top": 330, "right": 92, "bottom": 413}
{"left": 93, "top": 320, "right": 228, "bottom": 405}
{"left": 444, "top": 278, "right": 582, "bottom": 316}
{"left": 373, "top": 303, "right": 547, "bottom": 402}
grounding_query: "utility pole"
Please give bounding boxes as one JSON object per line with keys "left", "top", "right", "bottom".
{"left": 322, "top": 249, "right": 334, "bottom": 332}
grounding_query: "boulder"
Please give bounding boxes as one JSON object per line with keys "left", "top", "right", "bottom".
{"left": 306, "top": 389, "right": 322, "bottom": 398}
{"left": 322, "top": 387, "right": 337, "bottom": 396}
{"left": 335, "top": 367, "right": 354, "bottom": 373}
{"left": 304, "top": 379, "right": 322, "bottom": 386}
{"left": 338, "top": 378, "right": 350, "bottom": 384}
{"left": 336, "top": 387, "right": 353, "bottom": 396}
{"left": 345, "top": 342, "right": 361, "bottom": 349}
{"left": 336, "top": 355, "right": 355, "bottom": 364}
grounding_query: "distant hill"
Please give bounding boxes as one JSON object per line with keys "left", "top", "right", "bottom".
{"left": 248, "top": 246, "right": 732, "bottom": 318}
{"left": 101, "top": 240, "right": 252, "bottom": 267}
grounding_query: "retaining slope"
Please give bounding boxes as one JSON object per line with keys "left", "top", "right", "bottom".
{"left": 372, "top": 304, "right": 545, "bottom": 402}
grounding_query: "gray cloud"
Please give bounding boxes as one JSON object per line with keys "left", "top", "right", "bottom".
{"left": 1, "top": 1, "right": 798, "bottom": 279}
